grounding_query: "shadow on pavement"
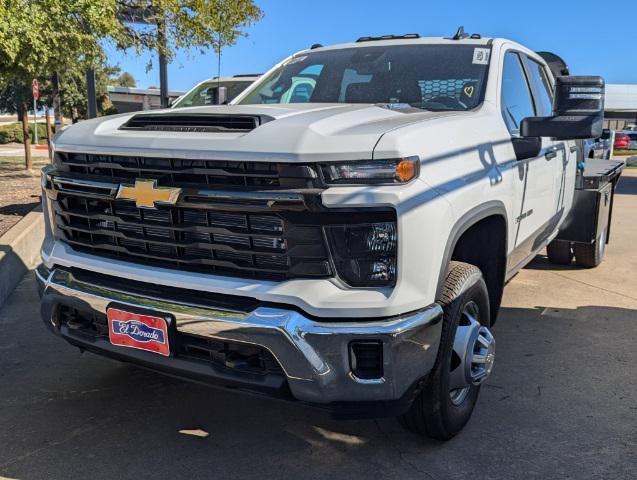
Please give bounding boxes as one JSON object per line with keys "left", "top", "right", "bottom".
{"left": 523, "top": 253, "right": 584, "bottom": 271}
{"left": 0, "top": 274, "right": 635, "bottom": 480}
{"left": 0, "top": 202, "right": 40, "bottom": 217}
{"left": 615, "top": 171, "right": 637, "bottom": 195}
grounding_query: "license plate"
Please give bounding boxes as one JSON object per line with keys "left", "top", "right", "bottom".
{"left": 107, "top": 308, "right": 170, "bottom": 357}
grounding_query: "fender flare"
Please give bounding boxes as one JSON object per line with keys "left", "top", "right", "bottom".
{"left": 435, "top": 201, "right": 509, "bottom": 300}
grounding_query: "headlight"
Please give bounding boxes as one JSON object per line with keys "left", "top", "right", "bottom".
{"left": 320, "top": 157, "right": 419, "bottom": 185}
{"left": 325, "top": 221, "right": 397, "bottom": 287}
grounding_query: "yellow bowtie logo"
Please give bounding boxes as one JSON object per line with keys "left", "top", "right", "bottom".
{"left": 463, "top": 85, "right": 475, "bottom": 98}
{"left": 116, "top": 179, "right": 182, "bottom": 209}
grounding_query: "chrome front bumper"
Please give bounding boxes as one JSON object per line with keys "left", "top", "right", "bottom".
{"left": 36, "top": 264, "right": 442, "bottom": 409}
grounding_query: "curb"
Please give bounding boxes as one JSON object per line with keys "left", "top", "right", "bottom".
{"left": 0, "top": 206, "right": 44, "bottom": 308}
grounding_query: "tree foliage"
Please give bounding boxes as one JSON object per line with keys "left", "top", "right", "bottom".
{"left": 0, "top": 0, "right": 263, "bottom": 167}
{"left": 0, "top": 0, "right": 263, "bottom": 110}
{"left": 114, "top": 71, "right": 137, "bottom": 87}
{"left": 115, "top": 0, "right": 263, "bottom": 58}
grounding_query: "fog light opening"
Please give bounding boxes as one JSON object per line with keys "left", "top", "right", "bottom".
{"left": 349, "top": 341, "right": 384, "bottom": 380}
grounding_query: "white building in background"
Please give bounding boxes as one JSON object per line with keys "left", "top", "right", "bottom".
{"left": 605, "top": 84, "right": 637, "bottom": 130}
{"left": 107, "top": 86, "right": 185, "bottom": 113}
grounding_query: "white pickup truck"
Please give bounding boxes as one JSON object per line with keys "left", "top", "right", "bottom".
{"left": 37, "top": 31, "right": 623, "bottom": 440}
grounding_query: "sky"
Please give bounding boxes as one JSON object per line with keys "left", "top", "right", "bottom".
{"left": 106, "top": 0, "right": 637, "bottom": 92}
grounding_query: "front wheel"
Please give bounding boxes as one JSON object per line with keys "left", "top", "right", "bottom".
{"left": 399, "top": 261, "right": 495, "bottom": 440}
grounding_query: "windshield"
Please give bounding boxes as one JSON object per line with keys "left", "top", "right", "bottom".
{"left": 239, "top": 44, "right": 490, "bottom": 111}
{"left": 173, "top": 80, "right": 254, "bottom": 108}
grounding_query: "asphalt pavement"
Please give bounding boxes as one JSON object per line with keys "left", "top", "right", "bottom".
{"left": 1, "top": 171, "right": 636, "bottom": 480}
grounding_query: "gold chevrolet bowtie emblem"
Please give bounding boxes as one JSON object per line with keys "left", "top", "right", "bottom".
{"left": 116, "top": 179, "right": 182, "bottom": 209}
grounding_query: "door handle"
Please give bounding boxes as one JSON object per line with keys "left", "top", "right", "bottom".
{"left": 545, "top": 147, "right": 558, "bottom": 160}
{"left": 570, "top": 145, "right": 579, "bottom": 153}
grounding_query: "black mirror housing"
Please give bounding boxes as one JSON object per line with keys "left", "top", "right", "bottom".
{"left": 521, "top": 76, "right": 604, "bottom": 140}
{"left": 600, "top": 128, "right": 611, "bottom": 140}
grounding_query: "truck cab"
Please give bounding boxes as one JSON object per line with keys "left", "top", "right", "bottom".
{"left": 37, "top": 31, "right": 613, "bottom": 440}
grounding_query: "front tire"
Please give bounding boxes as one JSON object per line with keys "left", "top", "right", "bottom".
{"left": 399, "top": 261, "right": 494, "bottom": 440}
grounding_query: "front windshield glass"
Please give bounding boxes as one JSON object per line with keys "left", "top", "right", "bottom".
{"left": 173, "top": 80, "right": 253, "bottom": 108}
{"left": 239, "top": 44, "right": 490, "bottom": 111}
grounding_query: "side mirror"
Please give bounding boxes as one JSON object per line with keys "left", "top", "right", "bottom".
{"left": 600, "top": 128, "right": 611, "bottom": 140}
{"left": 521, "top": 76, "right": 604, "bottom": 140}
{"left": 512, "top": 136, "right": 542, "bottom": 161}
{"left": 212, "top": 86, "right": 228, "bottom": 105}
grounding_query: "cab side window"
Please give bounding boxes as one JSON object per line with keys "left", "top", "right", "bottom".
{"left": 526, "top": 59, "right": 554, "bottom": 116}
{"left": 501, "top": 52, "right": 536, "bottom": 135}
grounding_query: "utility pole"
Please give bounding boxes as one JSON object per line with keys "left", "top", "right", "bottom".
{"left": 86, "top": 69, "right": 98, "bottom": 118}
{"left": 158, "top": 17, "right": 169, "bottom": 108}
{"left": 45, "top": 108, "right": 53, "bottom": 162}
{"left": 117, "top": 7, "right": 170, "bottom": 108}
{"left": 32, "top": 79, "right": 40, "bottom": 145}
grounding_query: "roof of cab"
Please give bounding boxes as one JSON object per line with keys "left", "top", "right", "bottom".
{"left": 303, "top": 35, "right": 494, "bottom": 54}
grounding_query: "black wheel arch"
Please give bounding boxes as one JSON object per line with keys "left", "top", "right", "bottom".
{"left": 436, "top": 201, "right": 509, "bottom": 325}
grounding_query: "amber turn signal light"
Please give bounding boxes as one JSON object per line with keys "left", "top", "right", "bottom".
{"left": 396, "top": 157, "right": 418, "bottom": 182}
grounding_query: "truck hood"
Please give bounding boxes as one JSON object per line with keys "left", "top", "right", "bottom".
{"left": 54, "top": 103, "right": 459, "bottom": 162}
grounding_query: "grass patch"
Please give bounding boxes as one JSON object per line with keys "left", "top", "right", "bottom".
{"left": 0, "top": 156, "right": 49, "bottom": 168}
{"left": 613, "top": 149, "right": 637, "bottom": 156}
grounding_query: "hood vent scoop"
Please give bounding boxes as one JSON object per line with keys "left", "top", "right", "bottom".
{"left": 120, "top": 113, "right": 271, "bottom": 133}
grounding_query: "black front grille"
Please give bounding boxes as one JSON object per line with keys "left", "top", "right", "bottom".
{"left": 53, "top": 194, "right": 332, "bottom": 280}
{"left": 57, "top": 152, "right": 321, "bottom": 190}
{"left": 50, "top": 152, "right": 395, "bottom": 283}
{"left": 58, "top": 306, "right": 283, "bottom": 376}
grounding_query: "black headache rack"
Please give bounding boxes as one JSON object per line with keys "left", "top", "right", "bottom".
{"left": 556, "top": 158, "right": 625, "bottom": 245}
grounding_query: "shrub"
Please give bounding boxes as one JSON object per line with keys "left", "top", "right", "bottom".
{"left": 0, "top": 129, "right": 11, "bottom": 144}
{"left": 29, "top": 123, "right": 48, "bottom": 143}
{"left": 0, "top": 122, "right": 52, "bottom": 144}
{"left": 12, "top": 125, "right": 24, "bottom": 143}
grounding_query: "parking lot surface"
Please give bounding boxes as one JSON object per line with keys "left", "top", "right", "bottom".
{"left": 1, "top": 170, "right": 636, "bottom": 480}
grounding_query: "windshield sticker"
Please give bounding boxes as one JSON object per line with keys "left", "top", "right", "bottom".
{"left": 472, "top": 48, "right": 490, "bottom": 65}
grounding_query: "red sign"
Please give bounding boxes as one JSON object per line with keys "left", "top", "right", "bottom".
{"left": 32, "top": 79, "right": 39, "bottom": 101}
{"left": 107, "top": 308, "right": 170, "bottom": 357}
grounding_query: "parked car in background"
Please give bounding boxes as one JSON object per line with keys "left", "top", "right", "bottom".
{"left": 171, "top": 74, "right": 260, "bottom": 108}
{"left": 624, "top": 131, "right": 637, "bottom": 150}
{"left": 614, "top": 132, "right": 631, "bottom": 150}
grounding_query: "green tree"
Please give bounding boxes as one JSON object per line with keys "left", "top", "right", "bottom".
{"left": 0, "top": 0, "right": 263, "bottom": 169}
{"left": 0, "top": 0, "right": 121, "bottom": 168}
{"left": 48, "top": 64, "right": 121, "bottom": 121}
{"left": 114, "top": 71, "right": 137, "bottom": 88}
